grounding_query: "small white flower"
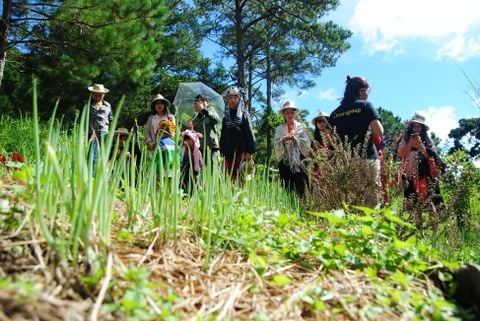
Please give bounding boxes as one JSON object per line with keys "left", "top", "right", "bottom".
{"left": 0, "top": 198, "right": 9, "bottom": 212}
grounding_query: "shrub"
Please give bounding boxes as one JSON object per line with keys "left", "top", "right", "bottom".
{"left": 304, "top": 134, "right": 380, "bottom": 211}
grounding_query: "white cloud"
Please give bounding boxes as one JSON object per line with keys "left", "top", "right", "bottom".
{"left": 417, "top": 105, "right": 458, "bottom": 142}
{"left": 437, "top": 34, "right": 480, "bottom": 62}
{"left": 349, "top": 0, "right": 480, "bottom": 60}
{"left": 316, "top": 88, "right": 337, "bottom": 101}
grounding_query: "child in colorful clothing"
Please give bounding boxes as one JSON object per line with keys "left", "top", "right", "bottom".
{"left": 180, "top": 122, "right": 203, "bottom": 194}
{"left": 155, "top": 119, "right": 177, "bottom": 177}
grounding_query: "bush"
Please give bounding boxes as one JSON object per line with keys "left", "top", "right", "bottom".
{"left": 441, "top": 151, "right": 480, "bottom": 232}
{"left": 304, "top": 136, "right": 380, "bottom": 211}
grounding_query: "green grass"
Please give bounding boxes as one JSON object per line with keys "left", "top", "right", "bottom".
{"left": 1, "top": 92, "right": 479, "bottom": 320}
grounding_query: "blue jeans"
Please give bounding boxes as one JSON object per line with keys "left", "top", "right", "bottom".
{"left": 91, "top": 133, "right": 106, "bottom": 174}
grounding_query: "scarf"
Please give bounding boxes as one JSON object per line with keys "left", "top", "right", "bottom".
{"left": 224, "top": 98, "right": 245, "bottom": 129}
{"left": 283, "top": 140, "right": 303, "bottom": 173}
{"left": 274, "top": 122, "right": 311, "bottom": 173}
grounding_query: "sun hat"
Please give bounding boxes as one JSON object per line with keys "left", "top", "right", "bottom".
{"left": 150, "top": 94, "right": 171, "bottom": 108}
{"left": 114, "top": 128, "right": 129, "bottom": 136}
{"left": 311, "top": 111, "right": 330, "bottom": 125}
{"left": 88, "top": 83, "right": 109, "bottom": 94}
{"left": 278, "top": 100, "right": 300, "bottom": 114}
{"left": 408, "top": 113, "right": 429, "bottom": 130}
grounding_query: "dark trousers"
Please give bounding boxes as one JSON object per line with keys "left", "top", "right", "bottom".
{"left": 278, "top": 161, "right": 307, "bottom": 197}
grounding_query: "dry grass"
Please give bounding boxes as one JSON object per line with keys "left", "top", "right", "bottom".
{"left": 0, "top": 180, "right": 447, "bottom": 321}
{"left": 0, "top": 211, "right": 439, "bottom": 321}
{"left": 304, "top": 139, "right": 380, "bottom": 211}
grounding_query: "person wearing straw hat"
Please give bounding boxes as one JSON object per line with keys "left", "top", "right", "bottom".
{"left": 219, "top": 87, "right": 256, "bottom": 180}
{"left": 87, "top": 83, "right": 112, "bottom": 167}
{"left": 274, "top": 100, "right": 311, "bottom": 196}
{"left": 310, "top": 111, "right": 334, "bottom": 182}
{"left": 311, "top": 111, "right": 333, "bottom": 152}
{"left": 145, "top": 93, "right": 175, "bottom": 151}
{"left": 398, "top": 113, "right": 445, "bottom": 233}
{"left": 114, "top": 127, "right": 130, "bottom": 155}
{"left": 110, "top": 127, "right": 141, "bottom": 167}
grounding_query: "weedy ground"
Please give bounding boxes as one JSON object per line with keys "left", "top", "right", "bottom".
{"left": 0, "top": 107, "right": 478, "bottom": 320}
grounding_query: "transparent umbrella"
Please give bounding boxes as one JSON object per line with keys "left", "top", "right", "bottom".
{"left": 173, "top": 82, "right": 225, "bottom": 125}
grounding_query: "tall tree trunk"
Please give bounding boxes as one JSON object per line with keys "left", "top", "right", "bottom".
{"left": 0, "top": 51, "right": 5, "bottom": 86}
{"left": 265, "top": 41, "right": 272, "bottom": 163}
{"left": 234, "top": 0, "right": 246, "bottom": 89}
{"left": 0, "top": 0, "right": 13, "bottom": 86}
{"left": 247, "top": 54, "right": 253, "bottom": 111}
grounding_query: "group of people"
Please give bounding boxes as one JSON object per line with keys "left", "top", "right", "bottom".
{"left": 272, "top": 76, "right": 445, "bottom": 230}
{"left": 87, "top": 76, "right": 445, "bottom": 230}
{"left": 87, "top": 83, "right": 256, "bottom": 192}
{"left": 274, "top": 76, "right": 383, "bottom": 204}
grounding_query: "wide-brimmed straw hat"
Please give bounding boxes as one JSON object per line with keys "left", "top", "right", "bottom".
{"left": 407, "top": 113, "right": 429, "bottom": 130}
{"left": 311, "top": 111, "right": 330, "bottom": 125}
{"left": 88, "top": 83, "right": 109, "bottom": 94}
{"left": 114, "top": 128, "right": 129, "bottom": 137}
{"left": 150, "top": 94, "right": 171, "bottom": 108}
{"left": 278, "top": 100, "right": 300, "bottom": 114}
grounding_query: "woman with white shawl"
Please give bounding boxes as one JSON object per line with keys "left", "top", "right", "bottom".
{"left": 274, "top": 101, "right": 311, "bottom": 196}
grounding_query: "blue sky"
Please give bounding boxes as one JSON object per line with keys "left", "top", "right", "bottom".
{"left": 280, "top": 0, "right": 480, "bottom": 143}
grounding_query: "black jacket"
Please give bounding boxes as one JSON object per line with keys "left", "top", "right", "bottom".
{"left": 219, "top": 110, "right": 256, "bottom": 158}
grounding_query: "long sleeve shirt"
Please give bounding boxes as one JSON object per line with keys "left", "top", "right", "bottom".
{"left": 144, "top": 113, "right": 176, "bottom": 146}
{"left": 219, "top": 109, "right": 256, "bottom": 158}
{"left": 192, "top": 107, "right": 220, "bottom": 152}
{"left": 89, "top": 100, "right": 113, "bottom": 137}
